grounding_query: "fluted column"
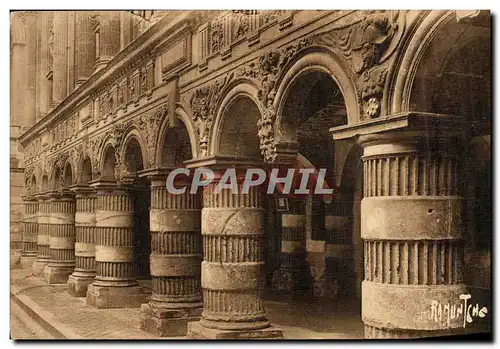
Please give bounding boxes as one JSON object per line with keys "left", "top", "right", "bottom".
{"left": 272, "top": 199, "right": 307, "bottom": 293}
{"left": 51, "top": 11, "right": 68, "bottom": 106}
{"left": 95, "top": 11, "right": 120, "bottom": 72}
{"left": 38, "top": 11, "right": 53, "bottom": 116}
{"left": 67, "top": 186, "right": 97, "bottom": 297}
{"left": 186, "top": 160, "right": 283, "bottom": 339}
{"left": 140, "top": 168, "right": 202, "bottom": 337}
{"left": 21, "top": 196, "right": 38, "bottom": 265}
{"left": 74, "top": 11, "right": 96, "bottom": 87}
{"left": 32, "top": 193, "right": 51, "bottom": 276}
{"left": 359, "top": 131, "right": 467, "bottom": 338}
{"left": 86, "top": 180, "right": 149, "bottom": 309}
{"left": 43, "top": 190, "right": 76, "bottom": 284}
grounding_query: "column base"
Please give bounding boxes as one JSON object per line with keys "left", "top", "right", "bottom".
{"left": 363, "top": 324, "right": 481, "bottom": 339}
{"left": 312, "top": 272, "right": 340, "bottom": 299}
{"left": 67, "top": 274, "right": 95, "bottom": 297}
{"left": 32, "top": 258, "right": 50, "bottom": 277}
{"left": 186, "top": 321, "right": 284, "bottom": 339}
{"left": 20, "top": 254, "right": 37, "bottom": 269}
{"left": 10, "top": 249, "right": 22, "bottom": 269}
{"left": 86, "top": 284, "right": 151, "bottom": 309}
{"left": 43, "top": 264, "right": 75, "bottom": 284}
{"left": 272, "top": 268, "right": 308, "bottom": 294}
{"left": 140, "top": 303, "right": 202, "bottom": 337}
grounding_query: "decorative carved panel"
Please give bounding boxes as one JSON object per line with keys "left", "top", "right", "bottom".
{"left": 314, "top": 10, "right": 405, "bottom": 120}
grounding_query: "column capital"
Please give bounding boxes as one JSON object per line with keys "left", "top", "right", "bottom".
{"left": 68, "top": 184, "right": 95, "bottom": 197}
{"left": 184, "top": 155, "right": 267, "bottom": 171}
{"left": 35, "top": 192, "right": 50, "bottom": 201}
{"left": 330, "top": 112, "right": 471, "bottom": 142}
{"left": 46, "top": 189, "right": 61, "bottom": 199}
{"left": 21, "top": 194, "right": 37, "bottom": 202}
{"left": 88, "top": 179, "right": 131, "bottom": 194}
{"left": 137, "top": 166, "right": 176, "bottom": 180}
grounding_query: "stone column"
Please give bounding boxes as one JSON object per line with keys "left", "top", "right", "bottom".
{"left": 43, "top": 190, "right": 76, "bottom": 284}
{"left": 74, "top": 11, "right": 96, "bottom": 87}
{"left": 352, "top": 188, "right": 363, "bottom": 299}
{"left": 95, "top": 11, "right": 120, "bottom": 71}
{"left": 67, "top": 186, "right": 97, "bottom": 297}
{"left": 186, "top": 161, "right": 283, "bottom": 339}
{"left": 21, "top": 196, "right": 38, "bottom": 266}
{"left": 38, "top": 11, "right": 53, "bottom": 116}
{"left": 359, "top": 131, "right": 467, "bottom": 338}
{"left": 140, "top": 168, "right": 202, "bottom": 337}
{"left": 32, "top": 193, "right": 51, "bottom": 276}
{"left": 272, "top": 199, "right": 307, "bottom": 293}
{"left": 51, "top": 11, "right": 68, "bottom": 106}
{"left": 86, "top": 180, "right": 149, "bottom": 308}
{"left": 318, "top": 193, "right": 353, "bottom": 298}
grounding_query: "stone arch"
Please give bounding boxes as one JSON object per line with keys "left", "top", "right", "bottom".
{"left": 274, "top": 48, "right": 360, "bottom": 132}
{"left": 80, "top": 155, "right": 93, "bottom": 185}
{"left": 210, "top": 81, "right": 264, "bottom": 158}
{"left": 30, "top": 173, "right": 37, "bottom": 195}
{"left": 388, "top": 10, "right": 491, "bottom": 122}
{"left": 155, "top": 105, "right": 197, "bottom": 166}
{"left": 100, "top": 143, "right": 117, "bottom": 180}
{"left": 51, "top": 166, "right": 61, "bottom": 191}
{"left": 63, "top": 161, "right": 73, "bottom": 188}
{"left": 41, "top": 174, "right": 49, "bottom": 193}
{"left": 121, "top": 128, "right": 148, "bottom": 173}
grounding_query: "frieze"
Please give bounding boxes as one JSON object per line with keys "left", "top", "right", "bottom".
{"left": 314, "top": 10, "right": 405, "bottom": 119}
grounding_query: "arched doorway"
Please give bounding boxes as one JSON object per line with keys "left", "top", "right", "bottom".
{"left": 273, "top": 69, "right": 352, "bottom": 300}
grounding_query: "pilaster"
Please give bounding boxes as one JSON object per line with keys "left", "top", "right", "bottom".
{"left": 74, "top": 11, "right": 96, "bottom": 87}
{"left": 51, "top": 11, "right": 69, "bottom": 106}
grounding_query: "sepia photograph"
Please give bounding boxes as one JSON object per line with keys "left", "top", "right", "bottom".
{"left": 9, "top": 8, "right": 492, "bottom": 341}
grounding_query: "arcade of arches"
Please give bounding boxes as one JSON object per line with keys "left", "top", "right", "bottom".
{"left": 14, "top": 10, "right": 491, "bottom": 339}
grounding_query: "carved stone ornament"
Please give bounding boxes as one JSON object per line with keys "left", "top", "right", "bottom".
{"left": 135, "top": 104, "right": 167, "bottom": 167}
{"left": 24, "top": 166, "right": 35, "bottom": 195}
{"left": 232, "top": 11, "right": 251, "bottom": 40}
{"left": 71, "top": 144, "right": 83, "bottom": 185}
{"left": 48, "top": 28, "right": 54, "bottom": 59}
{"left": 190, "top": 73, "right": 233, "bottom": 157}
{"left": 108, "top": 122, "right": 130, "bottom": 184}
{"left": 210, "top": 19, "right": 224, "bottom": 54}
{"left": 86, "top": 136, "right": 103, "bottom": 180}
{"left": 314, "top": 10, "right": 405, "bottom": 119}
{"left": 235, "top": 37, "right": 313, "bottom": 162}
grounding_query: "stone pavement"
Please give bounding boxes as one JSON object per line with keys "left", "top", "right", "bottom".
{"left": 10, "top": 267, "right": 364, "bottom": 340}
